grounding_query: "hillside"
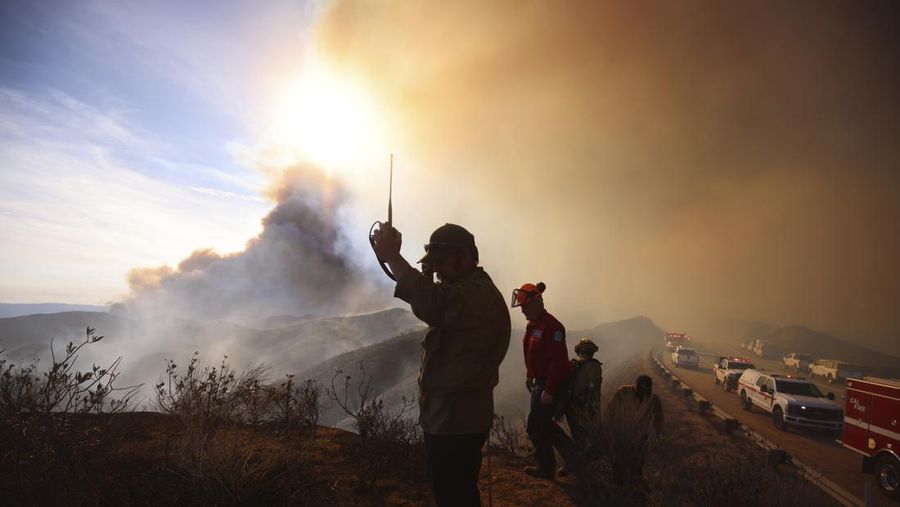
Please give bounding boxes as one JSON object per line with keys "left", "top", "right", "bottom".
{"left": 0, "top": 308, "right": 423, "bottom": 398}
{"left": 301, "top": 315, "right": 667, "bottom": 428}
{"left": 759, "top": 325, "right": 900, "bottom": 376}
{"left": 0, "top": 351, "right": 836, "bottom": 506}
{"left": 0, "top": 302, "right": 108, "bottom": 318}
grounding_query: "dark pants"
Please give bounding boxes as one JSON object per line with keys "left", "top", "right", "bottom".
{"left": 526, "top": 383, "right": 578, "bottom": 473}
{"left": 612, "top": 453, "right": 645, "bottom": 485}
{"left": 424, "top": 431, "right": 488, "bottom": 507}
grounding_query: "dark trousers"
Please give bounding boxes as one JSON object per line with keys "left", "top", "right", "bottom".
{"left": 526, "top": 383, "right": 578, "bottom": 473}
{"left": 424, "top": 431, "right": 488, "bottom": 507}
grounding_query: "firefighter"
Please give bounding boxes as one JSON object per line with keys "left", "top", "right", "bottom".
{"left": 512, "top": 281, "right": 579, "bottom": 479}
{"left": 371, "top": 222, "right": 511, "bottom": 506}
{"left": 606, "top": 375, "right": 664, "bottom": 485}
{"left": 565, "top": 338, "right": 603, "bottom": 453}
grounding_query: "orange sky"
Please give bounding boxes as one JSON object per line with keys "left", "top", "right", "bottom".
{"left": 310, "top": 1, "right": 900, "bottom": 351}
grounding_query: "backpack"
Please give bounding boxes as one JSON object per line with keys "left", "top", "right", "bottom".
{"left": 554, "top": 358, "right": 603, "bottom": 419}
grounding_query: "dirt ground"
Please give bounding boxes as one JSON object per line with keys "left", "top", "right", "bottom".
{"left": 1, "top": 351, "right": 848, "bottom": 505}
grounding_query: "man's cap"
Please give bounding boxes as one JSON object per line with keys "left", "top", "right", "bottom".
{"left": 418, "top": 223, "right": 478, "bottom": 264}
{"left": 511, "top": 281, "right": 546, "bottom": 308}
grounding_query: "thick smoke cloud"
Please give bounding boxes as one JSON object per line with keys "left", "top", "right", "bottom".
{"left": 313, "top": 1, "right": 900, "bottom": 352}
{"left": 120, "top": 165, "right": 391, "bottom": 323}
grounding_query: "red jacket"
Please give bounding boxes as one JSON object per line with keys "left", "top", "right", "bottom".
{"left": 523, "top": 311, "right": 570, "bottom": 396}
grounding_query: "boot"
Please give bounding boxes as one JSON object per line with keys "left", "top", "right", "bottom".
{"left": 524, "top": 465, "right": 554, "bottom": 480}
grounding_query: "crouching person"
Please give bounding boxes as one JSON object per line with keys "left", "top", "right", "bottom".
{"left": 606, "top": 374, "right": 664, "bottom": 485}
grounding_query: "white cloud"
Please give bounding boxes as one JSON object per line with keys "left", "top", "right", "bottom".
{"left": 0, "top": 87, "right": 267, "bottom": 303}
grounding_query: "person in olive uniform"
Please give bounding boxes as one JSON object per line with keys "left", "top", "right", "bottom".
{"left": 371, "top": 222, "right": 511, "bottom": 507}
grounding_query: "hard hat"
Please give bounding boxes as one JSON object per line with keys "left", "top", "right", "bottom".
{"left": 575, "top": 338, "right": 599, "bottom": 357}
{"left": 511, "top": 282, "right": 546, "bottom": 308}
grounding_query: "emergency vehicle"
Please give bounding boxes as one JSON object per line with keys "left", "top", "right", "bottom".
{"left": 809, "top": 359, "right": 865, "bottom": 384}
{"left": 713, "top": 357, "right": 755, "bottom": 391}
{"left": 737, "top": 369, "right": 843, "bottom": 434}
{"left": 842, "top": 377, "right": 900, "bottom": 500}
{"left": 664, "top": 332, "right": 689, "bottom": 352}
{"left": 671, "top": 347, "right": 700, "bottom": 368}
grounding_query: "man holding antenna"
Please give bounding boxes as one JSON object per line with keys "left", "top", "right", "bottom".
{"left": 371, "top": 176, "right": 510, "bottom": 506}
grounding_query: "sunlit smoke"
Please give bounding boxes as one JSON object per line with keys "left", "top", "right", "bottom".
{"left": 119, "top": 163, "right": 391, "bottom": 324}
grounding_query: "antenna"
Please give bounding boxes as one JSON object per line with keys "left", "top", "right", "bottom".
{"left": 388, "top": 153, "right": 393, "bottom": 226}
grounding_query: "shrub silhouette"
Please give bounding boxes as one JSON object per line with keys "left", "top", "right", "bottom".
{"left": 490, "top": 414, "right": 532, "bottom": 457}
{"left": 0, "top": 327, "right": 140, "bottom": 503}
{"left": 325, "top": 363, "right": 425, "bottom": 483}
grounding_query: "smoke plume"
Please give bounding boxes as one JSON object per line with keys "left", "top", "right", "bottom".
{"left": 119, "top": 164, "right": 390, "bottom": 323}
{"left": 310, "top": 1, "right": 900, "bottom": 352}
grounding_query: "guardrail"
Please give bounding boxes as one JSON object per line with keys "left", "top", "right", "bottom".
{"left": 648, "top": 350, "right": 864, "bottom": 507}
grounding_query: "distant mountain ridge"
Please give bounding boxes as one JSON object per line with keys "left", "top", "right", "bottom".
{"left": 759, "top": 325, "right": 900, "bottom": 376}
{"left": 0, "top": 308, "right": 425, "bottom": 399}
{"left": 0, "top": 303, "right": 108, "bottom": 318}
{"left": 303, "top": 314, "right": 667, "bottom": 428}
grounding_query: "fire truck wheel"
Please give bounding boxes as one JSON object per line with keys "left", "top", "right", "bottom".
{"left": 875, "top": 454, "right": 900, "bottom": 500}
{"left": 740, "top": 391, "right": 752, "bottom": 411}
{"left": 772, "top": 406, "right": 788, "bottom": 431}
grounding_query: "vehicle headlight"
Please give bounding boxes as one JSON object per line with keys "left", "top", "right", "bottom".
{"left": 787, "top": 404, "right": 801, "bottom": 416}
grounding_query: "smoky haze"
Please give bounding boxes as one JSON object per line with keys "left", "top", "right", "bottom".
{"left": 314, "top": 1, "right": 900, "bottom": 353}
{"left": 119, "top": 164, "right": 392, "bottom": 324}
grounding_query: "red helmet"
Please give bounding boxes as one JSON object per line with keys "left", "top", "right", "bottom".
{"left": 511, "top": 282, "right": 546, "bottom": 308}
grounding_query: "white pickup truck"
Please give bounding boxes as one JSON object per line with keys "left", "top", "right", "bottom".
{"left": 712, "top": 357, "right": 755, "bottom": 391}
{"left": 808, "top": 359, "right": 865, "bottom": 383}
{"left": 737, "top": 369, "right": 843, "bottom": 435}
{"left": 783, "top": 353, "right": 813, "bottom": 371}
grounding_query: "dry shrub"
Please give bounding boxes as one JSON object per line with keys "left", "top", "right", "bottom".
{"left": 639, "top": 443, "right": 833, "bottom": 506}
{"left": 0, "top": 328, "right": 139, "bottom": 503}
{"left": 490, "top": 414, "right": 532, "bottom": 457}
{"left": 155, "top": 353, "right": 324, "bottom": 476}
{"left": 194, "top": 436, "right": 287, "bottom": 504}
{"left": 326, "top": 364, "right": 425, "bottom": 482}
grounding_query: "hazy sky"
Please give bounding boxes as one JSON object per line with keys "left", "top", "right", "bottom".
{"left": 1, "top": 1, "right": 897, "bottom": 349}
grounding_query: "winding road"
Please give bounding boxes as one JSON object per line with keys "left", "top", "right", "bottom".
{"left": 658, "top": 346, "right": 894, "bottom": 506}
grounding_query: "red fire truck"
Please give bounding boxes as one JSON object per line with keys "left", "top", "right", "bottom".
{"left": 664, "top": 332, "right": 689, "bottom": 352}
{"left": 843, "top": 377, "right": 900, "bottom": 500}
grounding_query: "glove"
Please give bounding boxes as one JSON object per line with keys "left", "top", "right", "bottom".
{"left": 540, "top": 390, "right": 553, "bottom": 406}
{"left": 526, "top": 377, "right": 535, "bottom": 393}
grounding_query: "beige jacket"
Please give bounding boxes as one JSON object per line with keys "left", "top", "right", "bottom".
{"left": 394, "top": 267, "right": 511, "bottom": 435}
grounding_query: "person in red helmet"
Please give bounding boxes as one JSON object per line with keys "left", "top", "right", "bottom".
{"left": 512, "top": 282, "right": 578, "bottom": 479}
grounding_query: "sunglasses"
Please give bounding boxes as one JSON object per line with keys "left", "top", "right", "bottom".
{"left": 423, "top": 242, "right": 465, "bottom": 253}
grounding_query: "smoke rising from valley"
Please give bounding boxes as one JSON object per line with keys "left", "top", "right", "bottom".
{"left": 119, "top": 164, "right": 392, "bottom": 324}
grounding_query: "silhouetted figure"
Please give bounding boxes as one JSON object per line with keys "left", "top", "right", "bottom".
{"left": 371, "top": 223, "right": 510, "bottom": 507}
{"left": 559, "top": 337, "right": 603, "bottom": 475}
{"left": 607, "top": 375, "right": 664, "bottom": 485}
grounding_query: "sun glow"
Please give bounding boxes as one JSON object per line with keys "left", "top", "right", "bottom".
{"left": 268, "top": 59, "right": 388, "bottom": 174}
